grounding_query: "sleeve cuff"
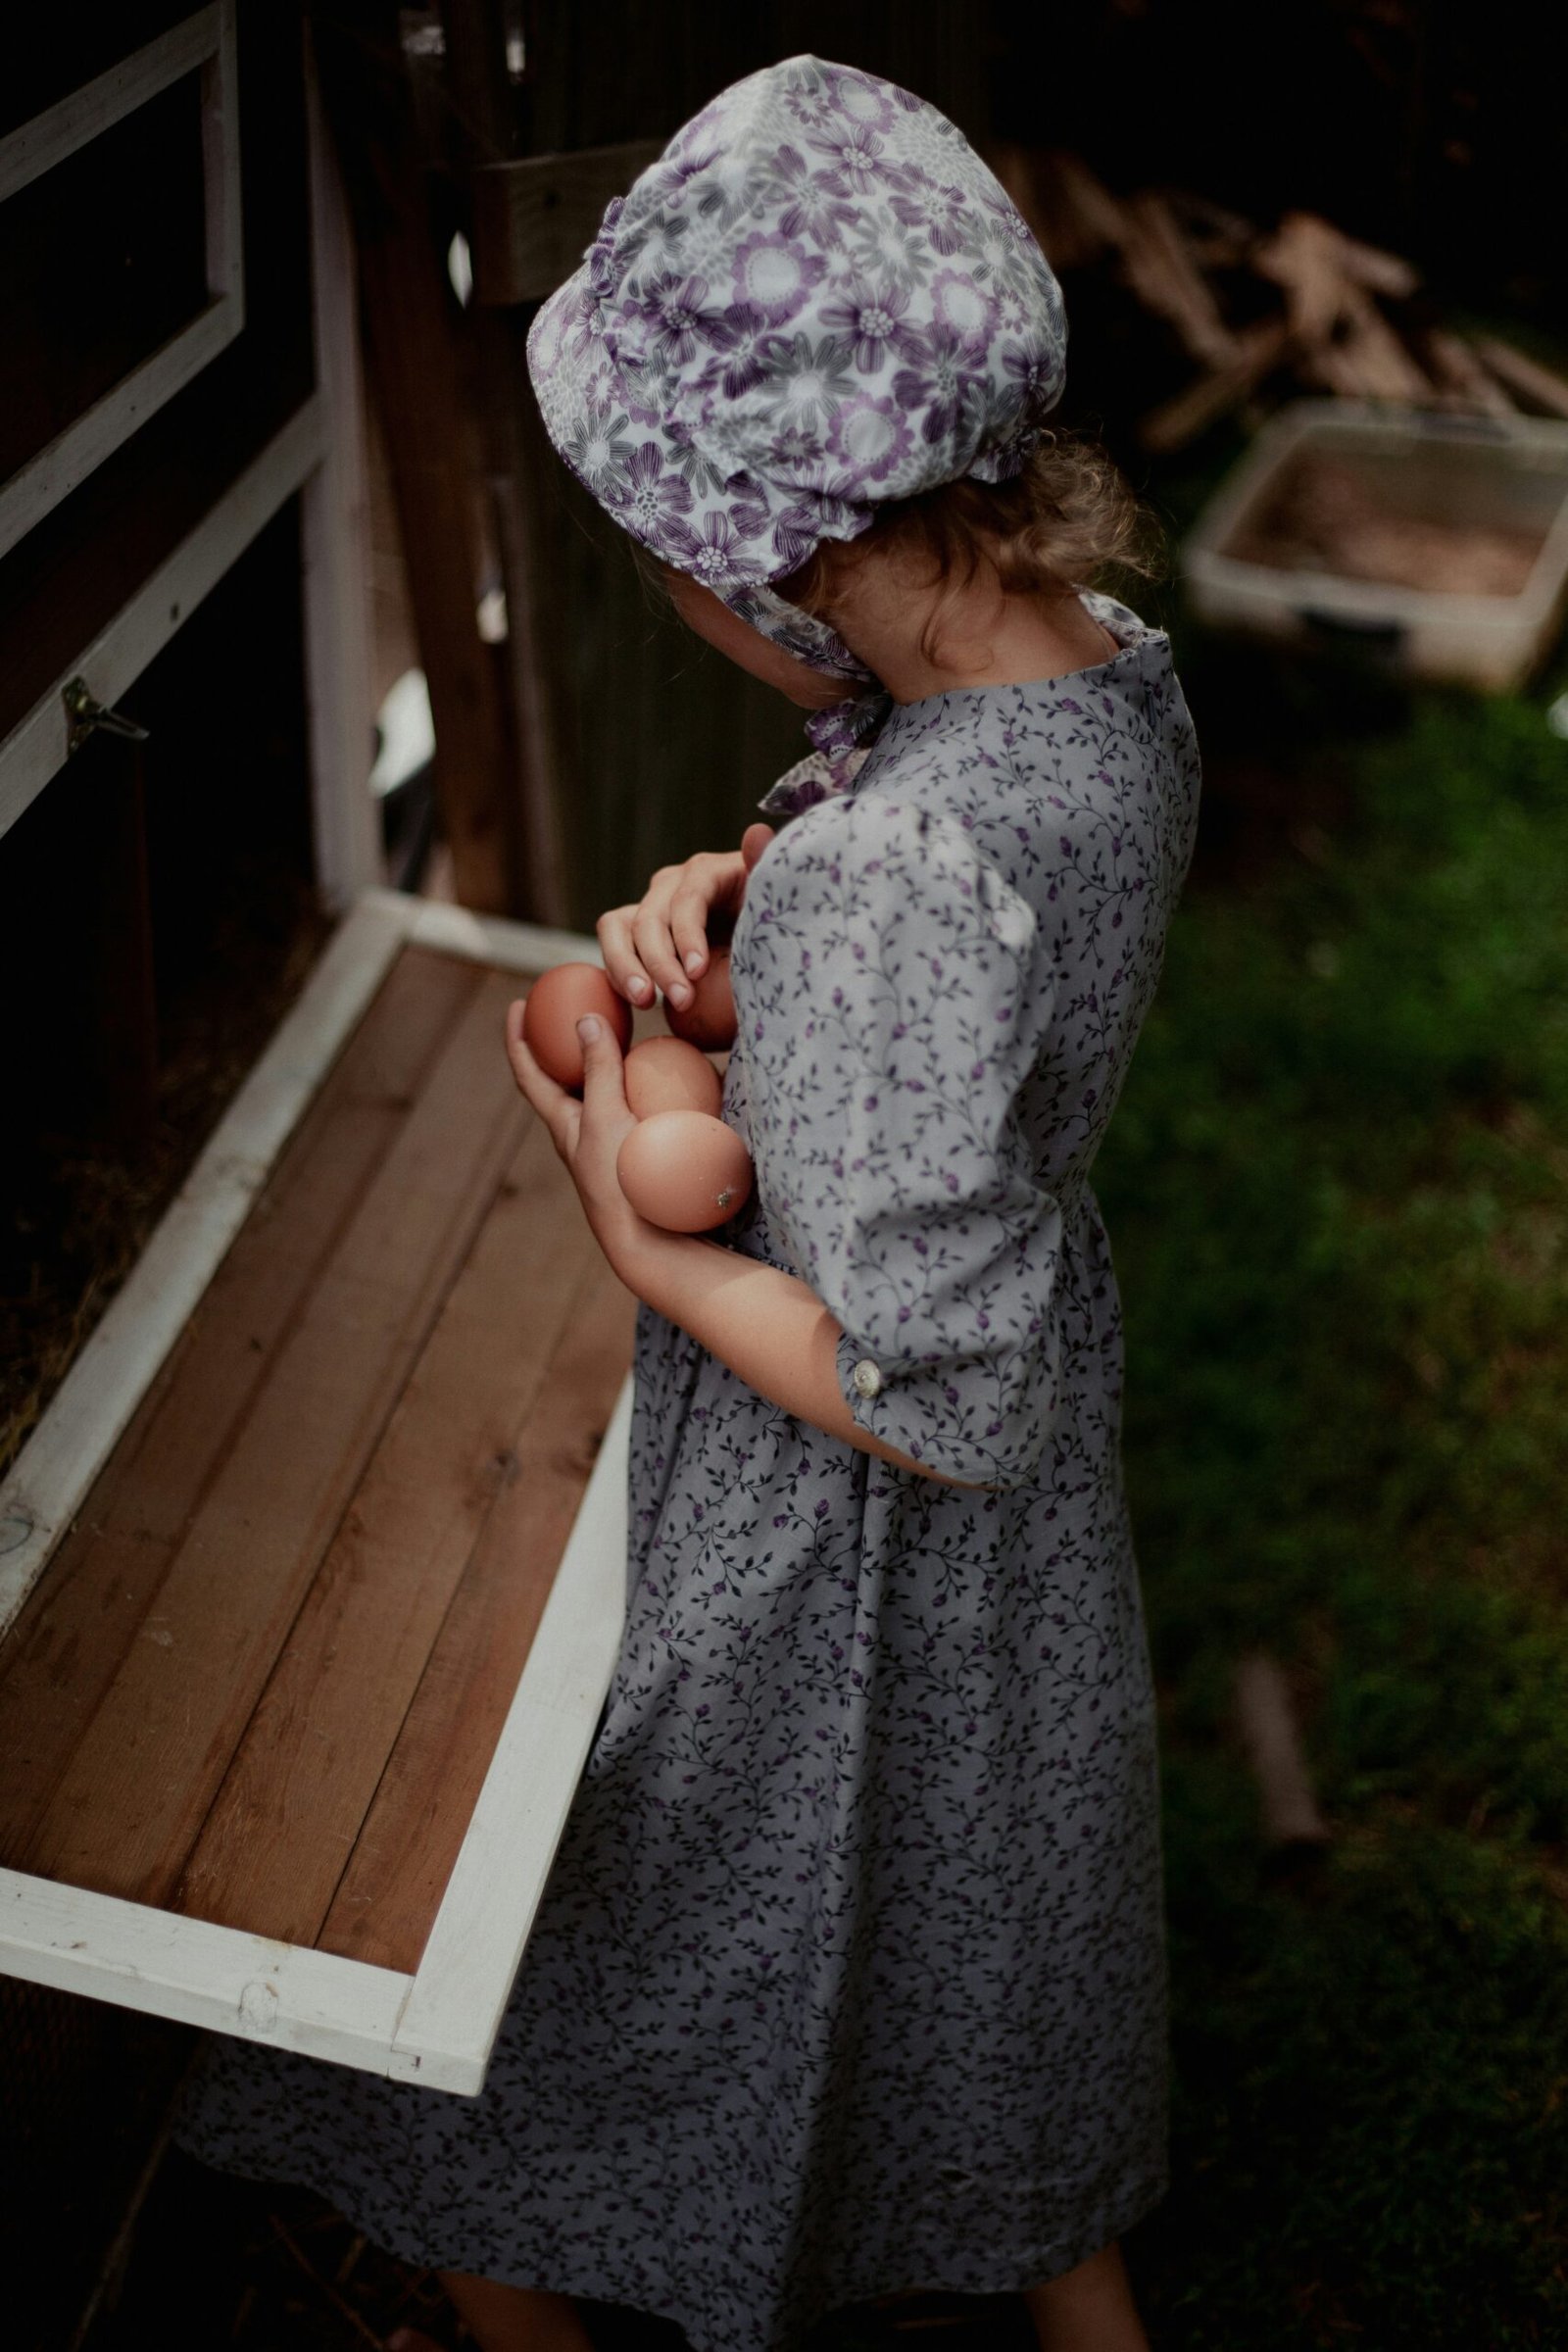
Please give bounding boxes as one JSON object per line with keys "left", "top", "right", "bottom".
{"left": 833, "top": 1323, "right": 1052, "bottom": 1493}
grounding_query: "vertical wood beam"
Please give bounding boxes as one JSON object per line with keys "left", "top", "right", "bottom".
{"left": 302, "top": 22, "right": 382, "bottom": 912}
{"left": 442, "top": 0, "right": 573, "bottom": 928}
{"left": 313, "top": 1, "right": 515, "bottom": 913}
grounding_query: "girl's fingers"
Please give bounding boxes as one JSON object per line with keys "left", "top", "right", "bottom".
{"left": 631, "top": 900, "right": 695, "bottom": 1008}
{"left": 574, "top": 1011, "right": 629, "bottom": 1114}
{"left": 674, "top": 850, "right": 750, "bottom": 973}
{"left": 668, "top": 877, "right": 716, "bottom": 977}
{"left": 503, "top": 1001, "right": 580, "bottom": 1154}
{"left": 600, "top": 847, "right": 751, "bottom": 1016}
{"left": 595, "top": 906, "right": 653, "bottom": 1005}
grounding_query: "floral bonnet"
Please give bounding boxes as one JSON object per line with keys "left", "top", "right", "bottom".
{"left": 526, "top": 55, "right": 1069, "bottom": 811}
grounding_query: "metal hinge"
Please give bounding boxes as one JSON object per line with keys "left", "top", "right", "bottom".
{"left": 63, "top": 675, "right": 150, "bottom": 755}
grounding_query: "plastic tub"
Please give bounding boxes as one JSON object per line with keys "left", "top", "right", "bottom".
{"left": 1181, "top": 399, "right": 1568, "bottom": 689}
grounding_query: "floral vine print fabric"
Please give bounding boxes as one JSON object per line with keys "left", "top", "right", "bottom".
{"left": 175, "top": 592, "right": 1203, "bottom": 2352}
{"left": 526, "top": 53, "right": 1070, "bottom": 785}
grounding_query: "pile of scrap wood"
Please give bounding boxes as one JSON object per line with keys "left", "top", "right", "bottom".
{"left": 993, "top": 147, "right": 1568, "bottom": 454}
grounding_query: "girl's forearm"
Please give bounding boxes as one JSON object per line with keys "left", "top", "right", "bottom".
{"left": 613, "top": 1224, "right": 972, "bottom": 1489}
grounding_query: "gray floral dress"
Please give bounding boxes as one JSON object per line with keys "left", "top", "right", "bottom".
{"left": 176, "top": 589, "right": 1201, "bottom": 2352}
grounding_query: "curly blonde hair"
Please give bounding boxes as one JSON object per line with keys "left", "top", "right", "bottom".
{"left": 774, "top": 428, "right": 1164, "bottom": 664}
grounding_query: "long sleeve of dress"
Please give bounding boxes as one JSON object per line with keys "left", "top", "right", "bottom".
{"left": 732, "top": 791, "right": 1064, "bottom": 1492}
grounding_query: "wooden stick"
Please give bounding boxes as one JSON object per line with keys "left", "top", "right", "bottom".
{"left": 1253, "top": 212, "right": 1353, "bottom": 349}
{"left": 1235, "top": 1652, "right": 1331, "bottom": 1850}
{"left": 1165, "top": 188, "right": 1261, "bottom": 251}
{"left": 1120, "top": 192, "right": 1243, "bottom": 369}
{"left": 1422, "top": 330, "right": 1518, "bottom": 417}
{"left": 1136, "top": 318, "right": 1292, "bottom": 453}
{"left": 1306, "top": 281, "right": 1433, "bottom": 403}
{"left": 1471, "top": 335, "right": 1568, "bottom": 419}
{"left": 1335, "top": 226, "right": 1421, "bottom": 300}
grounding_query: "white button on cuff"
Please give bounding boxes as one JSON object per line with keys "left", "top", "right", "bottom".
{"left": 851, "top": 1358, "right": 883, "bottom": 1400}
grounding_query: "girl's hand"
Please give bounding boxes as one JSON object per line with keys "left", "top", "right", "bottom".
{"left": 504, "top": 1000, "right": 647, "bottom": 1272}
{"left": 597, "top": 823, "right": 772, "bottom": 1014}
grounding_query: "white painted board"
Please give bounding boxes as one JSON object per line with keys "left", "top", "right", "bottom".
{"left": 0, "top": 5, "right": 246, "bottom": 564}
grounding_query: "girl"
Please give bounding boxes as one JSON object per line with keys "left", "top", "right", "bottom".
{"left": 177, "top": 55, "right": 1200, "bottom": 2352}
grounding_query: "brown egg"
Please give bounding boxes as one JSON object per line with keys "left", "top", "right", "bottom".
{"left": 617, "top": 1110, "right": 753, "bottom": 1234}
{"left": 663, "top": 946, "right": 737, "bottom": 1053}
{"left": 521, "top": 962, "right": 633, "bottom": 1090}
{"left": 624, "top": 1036, "right": 722, "bottom": 1119}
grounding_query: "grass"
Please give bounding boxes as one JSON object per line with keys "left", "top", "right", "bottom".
{"left": 1093, "top": 668, "right": 1568, "bottom": 2343}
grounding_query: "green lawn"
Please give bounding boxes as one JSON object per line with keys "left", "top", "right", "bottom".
{"left": 1097, "top": 664, "right": 1568, "bottom": 2344}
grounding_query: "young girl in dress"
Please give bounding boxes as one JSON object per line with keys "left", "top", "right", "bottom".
{"left": 178, "top": 54, "right": 1200, "bottom": 2352}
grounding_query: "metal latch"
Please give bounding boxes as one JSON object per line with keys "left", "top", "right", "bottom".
{"left": 63, "top": 676, "right": 151, "bottom": 755}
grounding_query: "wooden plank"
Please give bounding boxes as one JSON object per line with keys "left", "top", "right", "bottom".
{"left": 0, "top": 1866, "right": 412, "bottom": 2072}
{"left": 314, "top": 11, "right": 514, "bottom": 914}
{"left": 389, "top": 1372, "right": 632, "bottom": 2091}
{"left": 202, "top": 0, "right": 242, "bottom": 306}
{"left": 0, "top": 395, "right": 325, "bottom": 843}
{"left": 0, "top": 886, "right": 411, "bottom": 1629}
{"left": 1422, "top": 330, "right": 1518, "bottom": 419}
{"left": 1253, "top": 211, "right": 1350, "bottom": 351}
{"left": 1119, "top": 192, "right": 1241, "bottom": 370}
{"left": 471, "top": 307, "right": 575, "bottom": 928}
{"left": 1335, "top": 228, "right": 1420, "bottom": 302}
{"left": 0, "top": 942, "right": 481, "bottom": 1863}
{"left": 1473, "top": 336, "right": 1568, "bottom": 421}
{"left": 0, "top": 4, "right": 244, "bottom": 564}
{"left": 0, "top": 6, "right": 220, "bottom": 201}
{"left": 470, "top": 141, "right": 663, "bottom": 306}
{"left": 390, "top": 1373, "right": 629, "bottom": 2088}
{"left": 12, "top": 968, "right": 529, "bottom": 1904}
{"left": 301, "top": 24, "right": 381, "bottom": 912}
{"left": 173, "top": 1114, "right": 599, "bottom": 1943}
{"left": 1137, "top": 318, "right": 1293, "bottom": 454}
{"left": 441, "top": 0, "right": 576, "bottom": 925}
{"left": 1235, "top": 1652, "right": 1331, "bottom": 1850}
{"left": 1311, "top": 283, "right": 1432, "bottom": 404}
{"left": 320, "top": 1261, "right": 635, "bottom": 1974}
{"left": 0, "top": 300, "right": 245, "bottom": 569}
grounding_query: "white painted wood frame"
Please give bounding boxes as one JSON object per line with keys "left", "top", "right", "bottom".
{"left": 0, "top": 891, "right": 633, "bottom": 2094}
{"left": 0, "top": 394, "right": 325, "bottom": 842}
{"left": 1, "top": 20, "right": 378, "bottom": 910}
{"left": 0, "top": 3, "right": 245, "bottom": 564}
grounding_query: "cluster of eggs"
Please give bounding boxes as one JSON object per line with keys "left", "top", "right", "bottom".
{"left": 520, "top": 952, "right": 752, "bottom": 1233}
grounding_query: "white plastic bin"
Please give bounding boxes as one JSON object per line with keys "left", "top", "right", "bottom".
{"left": 1181, "top": 399, "right": 1568, "bottom": 689}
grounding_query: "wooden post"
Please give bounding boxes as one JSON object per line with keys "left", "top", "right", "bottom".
{"left": 302, "top": 20, "right": 383, "bottom": 912}
{"left": 442, "top": 0, "right": 574, "bottom": 929}
{"left": 312, "top": 0, "right": 515, "bottom": 914}
{"left": 1235, "top": 1652, "right": 1332, "bottom": 1855}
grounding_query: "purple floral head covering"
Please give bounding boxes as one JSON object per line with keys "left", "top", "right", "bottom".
{"left": 526, "top": 54, "right": 1068, "bottom": 811}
